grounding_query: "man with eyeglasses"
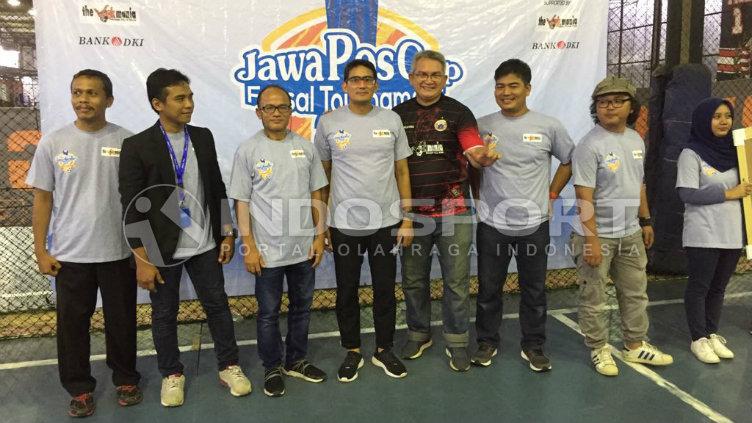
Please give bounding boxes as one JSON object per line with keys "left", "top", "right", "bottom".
{"left": 314, "top": 59, "right": 413, "bottom": 382}
{"left": 472, "top": 59, "right": 575, "bottom": 372}
{"left": 228, "top": 84, "right": 329, "bottom": 397}
{"left": 571, "top": 76, "right": 673, "bottom": 377}
{"left": 393, "top": 50, "right": 499, "bottom": 372}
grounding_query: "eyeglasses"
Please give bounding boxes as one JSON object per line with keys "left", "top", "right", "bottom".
{"left": 596, "top": 97, "right": 630, "bottom": 108}
{"left": 259, "top": 104, "right": 293, "bottom": 114}
{"left": 346, "top": 76, "right": 376, "bottom": 85}
{"left": 412, "top": 72, "right": 446, "bottom": 81}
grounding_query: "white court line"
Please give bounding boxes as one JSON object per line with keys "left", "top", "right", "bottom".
{"left": 552, "top": 313, "right": 733, "bottom": 423}
{"left": 2, "top": 291, "right": 751, "bottom": 372}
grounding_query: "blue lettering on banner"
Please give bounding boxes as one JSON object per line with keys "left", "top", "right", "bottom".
{"left": 232, "top": 29, "right": 465, "bottom": 117}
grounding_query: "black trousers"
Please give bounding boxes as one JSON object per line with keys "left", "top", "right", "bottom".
{"left": 684, "top": 247, "right": 741, "bottom": 341}
{"left": 330, "top": 225, "right": 398, "bottom": 351}
{"left": 55, "top": 258, "right": 140, "bottom": 396}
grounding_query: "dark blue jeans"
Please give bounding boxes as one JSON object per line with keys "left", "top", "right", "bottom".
{"left": 151, "top": 247, "right": 239, "bottom": 377}
{"left": 255, "top": 259, "right": 316, "bottom": 370}
{"left": 475, "top": 221, "right": 549, "bottom": 350}
{"left": 684, "top": 247, "right": 741, "bottom": 341}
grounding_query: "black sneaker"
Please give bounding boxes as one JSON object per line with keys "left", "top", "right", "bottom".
{"left": 521, "top": 348, "right": 552, "bottom": 372}
{"left": 283, "top": 360, "right": 327, "bottom": 383}
{"left": 68, "top": 392, "right": 95, "bottom": 417}
{"left": 445, "top": 347, "right": 471, "bottom": 372}
{"left": 371, "top": 349, "right": 407, "bottom": 378}
{"left": 263, "top": 367, "right": 286, "bottom": 397}
{"left": 337, "top": 351, "right": 364, "bottom": 383}
{"left": 115, "top": 385, "right": 143, "bottom": 407}
{"left": 401, "top": 339, "right": 433, "bottom": 359}
{"left": 471, "top": 343, "right": 498, "bottom": 367}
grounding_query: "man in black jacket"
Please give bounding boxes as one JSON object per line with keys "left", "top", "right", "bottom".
{"left": 119, "top": 68, "right": 251, "bottom": 407}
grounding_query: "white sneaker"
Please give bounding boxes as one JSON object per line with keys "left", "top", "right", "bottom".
{"left": 219, "top": 365, "right": 252, "bottom": 397}
{"left": 160, "top": 374, "right": 185, "bottom": 407}
{"left": 708, "top": 334, "right": 734, "bottom": 359}
{"left": 622, "top": 341, "right": 674, "bottom": 366}
{"left": 591, "top": 346, "right": 618, "bottom": 376}
{"left": 691, "top": 338, "right": 720, "bottom": 363}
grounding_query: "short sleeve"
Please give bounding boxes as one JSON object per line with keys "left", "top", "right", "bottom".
{"left": 25, "top": 137, "right": 55, "bottom": 191}
{"left": 394, "top": 116, "right": 412, "bottom": 161}
{"left": 676, "top": 149, "right": 701, "bottom": 189}
{"left": 457, "top": 105, "right": 484, "bottom": 151}
{"left": 550, "top": 120, "right": 575, "bottom": 164}
{"left": 313, "top": 119, "right": 331, "bottom": 161}
{"left": 227, "top": 145, "right": 254, "bottom": 202}
{"left": 309, "top": 145, "right": 329, "bottom": 192}
{"left": 572, "top": 143, "right": 598, "bottom": 188}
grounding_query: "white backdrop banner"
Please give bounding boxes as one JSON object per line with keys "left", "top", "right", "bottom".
{"left": 35, "top": 0, "right": 607, "bottom": 299}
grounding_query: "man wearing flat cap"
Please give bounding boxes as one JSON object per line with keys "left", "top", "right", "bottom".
{"left": 570, "top": 76, "right": 674, "bottom": 377}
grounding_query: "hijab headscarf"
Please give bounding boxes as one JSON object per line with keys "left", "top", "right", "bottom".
{"left": 685, "top": 97, "right": 736, "bottom": 172}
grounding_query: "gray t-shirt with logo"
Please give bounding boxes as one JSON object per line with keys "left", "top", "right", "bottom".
{"left": 676, "top": 149, "right": 743, "bottom": 249}
{"left": 229, "top": 130, "right": 328, "bottom": 267}
{"left": 314, "top": 106, "right": 412, "bottom": 230}
{"left": 166, "top": 131, "right": 216, "bottom": 259}
{"left": 25, "top": 122, "right": 133, "bottom": 262}
{"left": 572, "top": 125, "right": 645, "bottom": 238}
{"left": 477, "top": 110, "right": 574, "bottom": 231}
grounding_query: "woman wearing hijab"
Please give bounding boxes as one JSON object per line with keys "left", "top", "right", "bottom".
{"left": 676, "top": 97, "right": 752, "bottom": 363}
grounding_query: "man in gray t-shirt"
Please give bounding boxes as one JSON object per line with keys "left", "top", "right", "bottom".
{"left": 229, "top": 85, "right": 329, "bottom": 396}
{"left": 26, "top": 70, "right": 141, "bottom": 416}
{"left": 314, "top": 59, "right": 413, "bottom": 382}
{"left": 571, "top": 76, "right": 673, "bottom": 378}
{"left": 472, "top": 59, "right": 574, "bottom": 372}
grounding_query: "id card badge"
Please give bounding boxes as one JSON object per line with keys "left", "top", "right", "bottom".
{"left": 179, "top": 207, "right": 192, "bottom": 228}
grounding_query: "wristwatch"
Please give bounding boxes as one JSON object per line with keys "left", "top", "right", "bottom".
{"left": 222, "top": 228, "right": 238, "bottom": 238}
{"left": 639, "top": 216, "right": 652, "bottom": 227}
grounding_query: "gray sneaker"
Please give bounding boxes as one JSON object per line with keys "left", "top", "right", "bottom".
{"left": 471, "top": 343, "right": 498, "bottom": 367}
{"left": 445, "top": 347, "right": 471, "bottom": 372}
{"left": 401, "top": 339, "right": 433, "bottom": 359}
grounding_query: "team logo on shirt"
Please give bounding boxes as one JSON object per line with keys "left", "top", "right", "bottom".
{"left": 434, "top": 118, "right": 448, "bottom": 132}
{"left": 290, "top": 149, "right": 306, "bottom": 158}
{"left": 701, "top": 163, "right": 718, "bottom": 176}
{"left": 255, "top": 158, "right": 274, "bottom": 180}
{"left": 372, "top": 129, "right": 392, "bottom": 138}
{"left": 604, "top": 152, "right": 621, "bottom": 172}
{"left": 333, "top": 130, "right": 351, "bottom": 151}
{"left": 55, "top": 150, "right": 78, "bottom": 173}
{"left": 632, "top": 149, "right": 644, "bottom": 160}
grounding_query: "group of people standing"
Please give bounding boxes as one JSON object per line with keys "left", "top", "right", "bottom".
{"left": 26, "top": 49, "right": 746, "bottom": 417}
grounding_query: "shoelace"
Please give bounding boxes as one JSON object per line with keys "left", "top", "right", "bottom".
{"left": 292, "top": 360, "right": 310, "bottom": 373}
{"left": 596, "top": 347, "right": 614, "bottom": 364}
{"left": 224, "top": 365, "right": 245, "bottom": 379}
{"left": 118, "top": 385, "right": 137, "bottom": 394}
{"left": 711, "top": 334, "right": 727, "bottom": 344}
{"left": 72, "top": 393, "right": 90, "bottom": 403}
{"left": 265, "top": 368, "right": 282, "bottom": 381}
{"left": 641, "top": 342, "right": 661, "bottom": 355}
{"left": 166, "top": 376, "right": 182, "bottom": 389}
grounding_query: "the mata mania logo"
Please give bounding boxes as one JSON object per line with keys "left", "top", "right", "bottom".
{"left": 232, "top": 2, "right": 466, "bottom": 139}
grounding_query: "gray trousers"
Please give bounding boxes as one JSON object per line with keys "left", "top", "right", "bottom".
{"left": 570, "top": 230, "right": 649, "bottom": 349}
